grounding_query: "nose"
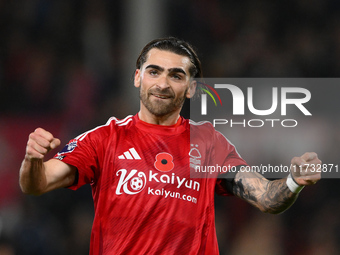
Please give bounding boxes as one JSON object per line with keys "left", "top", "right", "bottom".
{"left": 155, "top": 75, "right": 170, "bottom": 90}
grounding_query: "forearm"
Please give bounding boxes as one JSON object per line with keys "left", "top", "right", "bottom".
{"left": 19, "top": 158, "right": 48, "bottom": 195}
{"left": 259, "top": 178, "right": 298, "bottom": 214}
{"left": 229, "top": 153, "right": 321, "bottom": 214}
{"left": 232, "top": 172, "right": 298, "bottom": 214}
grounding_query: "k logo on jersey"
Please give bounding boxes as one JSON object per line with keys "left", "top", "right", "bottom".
{"left": 116, "top": 169, "right": 147, "bottom": 195}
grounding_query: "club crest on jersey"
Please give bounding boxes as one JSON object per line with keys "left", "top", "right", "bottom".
{"left": 58, "top": 139, "right": 78, "bottom": 154}
{"left": 189, "top": 144, "right": 201, "bottom": 169}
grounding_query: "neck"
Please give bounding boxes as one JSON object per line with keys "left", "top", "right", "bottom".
{"left": 138, "top": 107, "right": 181, "bottom": 126}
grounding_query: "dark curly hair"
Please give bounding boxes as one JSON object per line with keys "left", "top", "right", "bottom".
{"left": 136, "top": 37, "right": 203, "bottom": 79}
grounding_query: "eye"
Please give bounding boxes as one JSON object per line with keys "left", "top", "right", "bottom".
{"left": 149, "top": 70, "right": 159, "bottom": 76}
{"left": 171, "top": 73, "right": 184, "bottom": 80}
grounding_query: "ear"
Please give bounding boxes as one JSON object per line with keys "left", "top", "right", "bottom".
{"left": 186, "top": 80, "right": 197, "bottom": 99}
{"left": 134, "top": 69, "right": 141, "bottom": 88}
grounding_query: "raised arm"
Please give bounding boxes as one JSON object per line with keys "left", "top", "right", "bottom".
{"left": 19, "top": 128, "right": 77, "bottom": 195}
{"left": 230, "top": 152, "right": 321, "bottom": 214}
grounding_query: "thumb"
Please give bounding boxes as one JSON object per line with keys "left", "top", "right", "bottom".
{"left": 50, "top": 138, "right": 61, "bottom": 150}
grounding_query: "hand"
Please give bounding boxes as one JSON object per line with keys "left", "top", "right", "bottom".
{"left": 290, "top": 152, "right": 322, "bottom": 186}
{"left": 25, "top": 128, "right": 61, "bottom": 161}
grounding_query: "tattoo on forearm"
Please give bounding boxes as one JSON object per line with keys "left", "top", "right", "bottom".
{"left": 232, "top": 172, "right": 298, "bottom": 214}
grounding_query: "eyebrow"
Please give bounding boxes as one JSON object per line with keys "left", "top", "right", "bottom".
{"left": 145, "top": 64, "right": 187, "bottom": 76}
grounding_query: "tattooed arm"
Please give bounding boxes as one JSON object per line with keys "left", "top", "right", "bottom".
{"left": 229, "top": 152, "right": 322, "bottom": 214}
{"left": 231, "top": 171, "right": 297, "bottom": 214}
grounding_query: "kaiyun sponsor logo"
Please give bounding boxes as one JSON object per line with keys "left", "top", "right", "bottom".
{"left": 115, "top": 169, "right": 201, "bottom": 196}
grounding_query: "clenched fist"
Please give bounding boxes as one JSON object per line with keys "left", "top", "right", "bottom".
{"left": 290, "top": 152, "right": 322, "bottom": 186}
{"left": 25, "top": 128, "right": 61, "bottom": 160}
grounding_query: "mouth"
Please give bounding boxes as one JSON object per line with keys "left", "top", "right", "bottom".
{"left": 151, "top": 93, "right": 172, "bottom": 100}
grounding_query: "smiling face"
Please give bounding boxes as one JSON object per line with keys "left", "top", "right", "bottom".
{"left": 134, "top": 48, "right": 196, "bottom": 123}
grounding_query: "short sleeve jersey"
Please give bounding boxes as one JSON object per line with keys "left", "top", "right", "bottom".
{"left": 54, "top": 114, "right": 247, "bottom": 255}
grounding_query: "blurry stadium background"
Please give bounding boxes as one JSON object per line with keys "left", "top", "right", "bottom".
{"left": 0, "top": 0, "right": 339, "bottom": 254}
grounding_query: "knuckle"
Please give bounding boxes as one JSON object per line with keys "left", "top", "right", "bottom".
{"left": 29, "top": 132, "right": 36, "bottom": 140}
{"left": 26, "top": 147, "right": 33, "bottom": 155}
{"left": 26, "top": 148, "right": 40, "bottom": 159}
{"left": 26, "top": 141, "right": 36, "bottom": 152}
{"left": 291, "top": 157, "right": 298, "bottom": 164}
{"left": 35, "top": 128, "right": 53, "bottom": 141}
{"left": 41, "top": 147, "right": 48, "bottom": 154}
{"left": 35, "top": 127, "right": 44, "bottom": 134}
{"left": 45, "top": 133, "right": 54, "bottom": 141}
{"left": 309, "top": 152, "right": 317, "bottom": 161}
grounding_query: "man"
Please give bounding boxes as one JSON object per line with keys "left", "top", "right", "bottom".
{"left": 19, "top": 37, "right": 321, "bottom": 254}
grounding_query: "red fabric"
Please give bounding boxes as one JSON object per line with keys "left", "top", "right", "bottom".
{"left": 54, "top": 114, "right": 247, "bottom": 254}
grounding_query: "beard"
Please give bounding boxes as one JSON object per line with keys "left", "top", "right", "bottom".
{"left": 139, "top": 83, "right": 188, "bottom": 117}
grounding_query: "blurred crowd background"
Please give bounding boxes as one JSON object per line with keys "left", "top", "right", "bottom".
{"left": 0, "top": 0, "right": 339, "bottom": 254}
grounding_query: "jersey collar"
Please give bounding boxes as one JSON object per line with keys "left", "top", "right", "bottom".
{"left": 134, "top": 114, "right": 188, "bottom": 135}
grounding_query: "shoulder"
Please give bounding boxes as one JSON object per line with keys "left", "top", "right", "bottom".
{"left": 189, "top": 119, "right": 215, "bottom": 133}
{"left": 189, "top": 120, "right": 226, "bottom": 141}
{"left": 75, "top": 115, "right": 134, "bottom": 141}
{"left": 189, "top": 119, "right": 237, "bottom": 147}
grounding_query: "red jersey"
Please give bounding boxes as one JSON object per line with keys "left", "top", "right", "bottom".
{"left": 54, "top": 114, "right": 247, "bottom": 254}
